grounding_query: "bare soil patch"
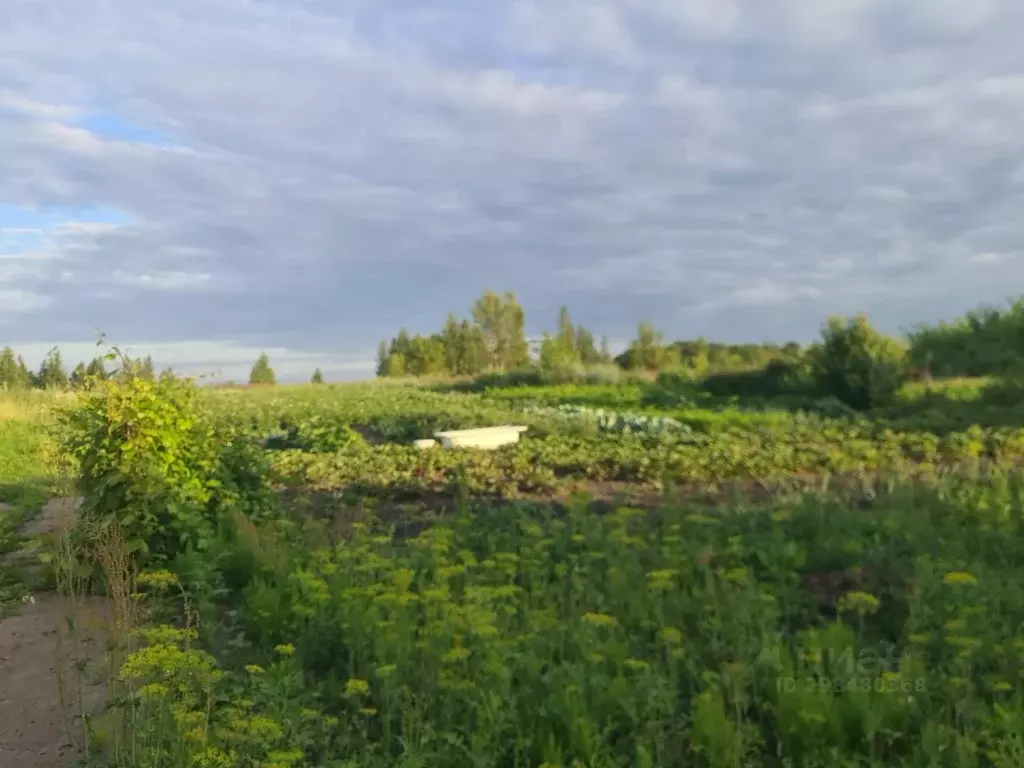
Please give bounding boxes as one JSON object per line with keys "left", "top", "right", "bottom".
{"left": 0, "top": 594, "right": 109, "bottom": 768}
{"left": 1, "top": 497, "right": 108, "bottom": 768}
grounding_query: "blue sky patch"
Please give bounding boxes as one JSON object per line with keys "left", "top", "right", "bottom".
{"left": 77, "top": 113, "right": 169, "bottom": 146}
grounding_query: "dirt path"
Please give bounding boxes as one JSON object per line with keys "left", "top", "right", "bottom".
{"left": 0, "top": 594, "right": 108, "bottom": 767}
{"left": 0, "top": 498, "right": 109, "bottom": 768}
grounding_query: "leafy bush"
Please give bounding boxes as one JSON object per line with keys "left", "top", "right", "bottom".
{"left": 58, "top": 354, "right": 273, "bottom": 561}
{"left": 809, "top": 315, "right": 908, "bottom": 410}
{"left": 701, "top": 359, "right": 814, "bottom": 399}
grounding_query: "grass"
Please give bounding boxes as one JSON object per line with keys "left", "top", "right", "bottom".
{"left": 17, "top": 375, "right": 1024, "bottom": 766}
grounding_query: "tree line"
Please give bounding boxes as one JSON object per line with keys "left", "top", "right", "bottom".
{"left": 0, "top": 346, "right": 159, "bottom": 391}
{"left": 374, "top": 289, "right": 804, "bottom": 380}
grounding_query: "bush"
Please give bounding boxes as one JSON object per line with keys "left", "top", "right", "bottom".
{"left": 809, "top": 315, "right": 908, "bottom": 410}
{"left": 57, "top": 353, "right": 273, "bottom": 562}
{"left": 581, "top": 364, "right": 623, "bottom": 385}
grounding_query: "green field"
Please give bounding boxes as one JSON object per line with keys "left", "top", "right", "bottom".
{"left": 3, "top": 376, "right": 1024, "bottom": 767}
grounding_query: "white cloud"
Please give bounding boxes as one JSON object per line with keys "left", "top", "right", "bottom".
{"left": 0, "top": 0, "right": 1023, "bottom": 354}
{"left": 0, "top": 289, "right": 52, "bottom": 314}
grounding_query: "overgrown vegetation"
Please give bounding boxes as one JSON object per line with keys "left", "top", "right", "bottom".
{"left": 16, "top": 367, "right": 1019, "bottom": 767}
{"left": 7, "top": 293, "right": 1024, "bottom": 765}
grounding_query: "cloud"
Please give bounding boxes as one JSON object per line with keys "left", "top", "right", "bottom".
{"left": 0, "top": 0, "right": 1023, "bottom": 359}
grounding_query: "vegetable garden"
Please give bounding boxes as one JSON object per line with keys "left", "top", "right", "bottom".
{"left": 4, "top": 374, "right": 1024, "bottom": 766}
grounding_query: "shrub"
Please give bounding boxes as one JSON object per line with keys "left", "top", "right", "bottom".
{"left": 809, "top": 315, "right": 908, "bottom": 410}
{"left": 581, "top": 364, "right": 623, "bottom": 385}
{"left": 57, "top": 352, "right": 273, "bottom": 562}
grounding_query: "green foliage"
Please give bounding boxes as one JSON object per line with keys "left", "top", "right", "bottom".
{"left": 701, "top": 358, "right": 815, "bottom": 400}
{"left": 377, "top": 291, "right": 528, "bottom": 378}
{"left": 619, "top": 321, "right": 671, "bottom": 370}
{"left": 117, "top": 479, "right": 1024, "bottom": 767}
{"left": 249, "top": 353, "right": 277, "bottom": 386}
{"left": 908, "top": 296, "right": 1024, "bottom": 376}
{"left": 57, "top": 352, "right": 272, "bottom": 561}
{"left": 310, "top": 368, "right": 324, "bottom": 384}
{"left": 0, "top": 346, "right": 32, "bottom": 390}
{"left": 809, "top": 315, "right": 908, "bottom": 410}
{"left": 472, "top": 289, "right": 528, "bottom": 370}
{"left": 35, "top": 347, "right": 68, "bottom": 390}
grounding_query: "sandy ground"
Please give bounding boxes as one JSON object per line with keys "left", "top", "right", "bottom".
{"left": 0, "top": 498, "right": 108, "bottom": 768}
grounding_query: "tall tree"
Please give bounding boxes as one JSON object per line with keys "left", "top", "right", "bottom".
{"left": 404, "top": 335, "right": 446, "bottom": 376}
{"left": 624, "top": 322, "right": 669, "bottom": 371}
{"left": 576, "top": 326, "right": 600, "bottom": 365}
{"left": 36, "top": 347, "right": 68, "bottom": 389}
{"left": 375, "top": 341, "right": 390, "bottom": 377}
{"left": 459, "top": 319, "right": 488, "bottom": 375}
{"left": 599, "top": 335, "right": 613, "bottom": 364}
{"left": 311, "top": 368, "right": 324, "bottom": 384}
{"left": 472, "top": 290, "right": 527, "bottom": 370}
{"left": 249, "top": 353, "right": 276, "bottom": 385}
{"left": 0, "top": 347, "right": 29, "bottom": 390}
{"left": 441, "top": 314, "right": 463, "bottom": 375}
{"left": 557, "top": 305, "right": 576, "bottom": 355}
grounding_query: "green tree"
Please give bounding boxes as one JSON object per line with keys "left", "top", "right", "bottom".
{"left": 311, "top": 368, "right": 325, "bottom": 384}
{"left": 70, "top": 362, "right": 89, "bottom": 389}
{"left": 383, "top": 353, "right": 406, "bottom": 377}
{"left": 622, "top": 322, "right": 669, "bottom": 371}
{"left": 36, "top": 347, "right": 68, "bottom": 389}
{"left": 459, "top": 320, "right": 488, "bottom": 375}
{"left": 472, "top": 290, "right": 528, "bottom": 370}
{"left": 557, "top": 305, "right": 576, "bottom": 355}
{"left": 0, "top": 347, "right": 30, "bottom": 390}
{"left": 376, "top": 341, "right": 390, "bottom": 377}
{"left": 441, "top": 314, "right": 463, "bottom": 375}
{"left": 599, "top": 335, "right": 613, "bottom": 364}
{"left": 576, "top": 326, "right": 600, "bottom": 365}
{"left": 249, "top": 353, "right": 276, "bottom": 386}
{"left": 404, "top": 335, "right": 446, "bottom": 376}
{"left": 809, "top": 314, "right": 907, "bottom": 409}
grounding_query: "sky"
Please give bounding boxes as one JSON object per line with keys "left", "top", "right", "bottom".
{"left": 2, "top": 1, "right": 1024, "bottom": 381}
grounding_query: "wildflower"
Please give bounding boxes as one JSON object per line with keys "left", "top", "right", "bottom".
{"left": 723, "top": 567, "right": 748, "bottom": 584}
{"left": 359, "top": 707, "right": 378, "bottom": 716}
{"left": 137, "top": 570, "right": 180, "bottom": 590}
{"left": 265, "top": 749, "right": 305, "bottom": 768}
{"left": 194, "top": 747, "right": 236, "bottom": 768}
{"left": 993, "top": 681, "right": 1013, "bottom": 692}
{"left": 624, "top": 658, "right": 649, "bottom": 672}
{"left": 244, "top": 664, "right": 264, "bottom": 675}
{"left": 274, "top": 643, "right": 296, "bottom": 657}
{"left": 660, "top": 627, "right": 684, "bottom": 645}
{"left": 138, "top": 683, "right": 169, "bottom": 700}
{"left": 582, "top": 612, "right": 617, "bottom": 628}
{"left": 375, "top": 664, "right": 397, "bottom": 679}
{"left": 943, "top": 571, "right": 978, "bottom": 586}
{"left": 837, "top": 590, "right": 881, "bottom": 616}
{"left": 344, "top": 678, "right": 370, "bottom": 697}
